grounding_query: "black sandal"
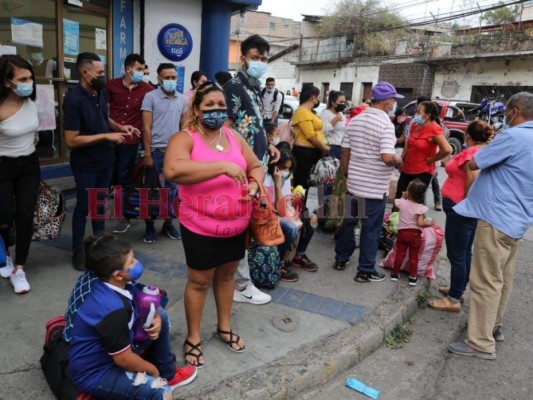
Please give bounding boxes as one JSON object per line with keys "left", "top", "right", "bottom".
{"left": 217, "top": 328, "right": 245, "bottom": 353}
{"left": 183, "top": 339, "right": 204, "bottom": 368}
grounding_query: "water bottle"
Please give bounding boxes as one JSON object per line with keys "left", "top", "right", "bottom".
{"left": 134, "top": 285, "right": 161, "bottom": 341}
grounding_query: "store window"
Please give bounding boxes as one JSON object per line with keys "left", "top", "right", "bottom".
{"left": 0, "top": 0, "right": 110, "bottom": 165}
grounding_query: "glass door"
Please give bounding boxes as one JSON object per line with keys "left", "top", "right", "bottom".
{"left": 57, "top": 4, "right": 110, "bottom": 163}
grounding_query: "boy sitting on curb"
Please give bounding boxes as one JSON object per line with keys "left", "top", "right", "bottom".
{"left": 68, "top": 235, "right": 196, "bottom": 399}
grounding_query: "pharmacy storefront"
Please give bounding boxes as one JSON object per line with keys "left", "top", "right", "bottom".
{"left": 0, "top": 0, "right": 260, "bottom": 178}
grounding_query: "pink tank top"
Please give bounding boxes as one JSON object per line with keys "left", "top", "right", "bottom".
{"left": 179, "top": 126, "right": 252, "bottom": 237}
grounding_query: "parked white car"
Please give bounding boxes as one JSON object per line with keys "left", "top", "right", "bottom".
{"left": 278, "top": 95, "right": 327, "bottom": 124}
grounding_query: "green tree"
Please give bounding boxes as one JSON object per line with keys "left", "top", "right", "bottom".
{"left": 318, "top": 0, "right": 405, "bottom": 37}
{"left": 482, "top": 2, "right": 518, "bottom": 25}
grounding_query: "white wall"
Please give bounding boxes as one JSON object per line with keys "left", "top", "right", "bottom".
{"left": 143, "top": 0, "right": 202, "bottom": 91}
{"left": 265, "top": 50, "right": 299, "bottom": 95}
{"left": 432, "top": 57, "right": 533, "bottom": 100}
{"left": 297, "top": 64, "right": 379, "bottom": 102}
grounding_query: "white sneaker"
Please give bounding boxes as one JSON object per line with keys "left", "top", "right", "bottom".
{"left": 10, "top": 269, "right": 30, "bottom": 294}
{"left": 0, "top": 256, "right": 14, "bottom": 278}
{"left": 233, "top": 283, "right": 271, "bottom": 305}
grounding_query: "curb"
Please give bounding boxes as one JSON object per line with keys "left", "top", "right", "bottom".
{"left": 175, "top": 278, "right": 432, "bottom": 400}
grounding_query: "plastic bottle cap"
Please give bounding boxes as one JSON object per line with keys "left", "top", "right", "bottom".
{"left": 142, "top": 285, "right": 159, "bottom": 296}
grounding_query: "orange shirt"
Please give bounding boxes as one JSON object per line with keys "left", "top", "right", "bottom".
{"left": 403, "top": 122, "right": 443, "bottom": 175}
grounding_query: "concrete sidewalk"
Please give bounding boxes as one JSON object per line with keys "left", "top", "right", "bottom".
{"left": 0, "top": 184, "right": 448, "bottom": 400}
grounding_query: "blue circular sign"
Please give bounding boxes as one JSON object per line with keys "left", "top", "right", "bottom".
{"left": 157, "top": 24, "right": 193, "bottom": 62}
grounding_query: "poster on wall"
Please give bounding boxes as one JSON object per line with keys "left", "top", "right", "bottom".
{"left": 11, "top": 17, "right": 43, "bottom": 47}
{"left": 157, "top": 24, "right": 193, "bottom": 62}
{"left": 36, "top": 85, "right": 56, "bottom": 131}
{"left": 63, "top": 19, "right": 80, "bottom": 56}
{"left": 95, "top": 28, "right": 107, "bottom": 50}
{"left": 0, "top": 45, "right": 17, "bottom": 55}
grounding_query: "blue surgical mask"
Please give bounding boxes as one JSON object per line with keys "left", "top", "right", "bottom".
{"left": 390, "top": 102, "right": 397, "bottom": 116}
{"left": 130, "top": 71, "right": 144, "bottom": 84}
{"left": 124, "top": 260, "right": 144, "bottom": 281}
{"left": 10, "top": 81, "right": 33, "bottom": 97}
{"left": 502, "top": 111, "right": 516, "bottom": 130}
{"left": 201, "top": 109, "right": 228, "bottom": 130}
{"left": 247, "top": 60, "right": 268, "bottom": 79}
{"left": 162, "top": 79, "right": 177, "bottom": 93}
{"left": 413, "top": 115, "right": 424, "bottom": 125}
{"left": 282, "top": 171, "right": 291, "bottom": 180}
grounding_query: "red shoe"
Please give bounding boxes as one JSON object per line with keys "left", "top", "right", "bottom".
{"left": 167, "top": 365, "right": 198, "bottom": 389}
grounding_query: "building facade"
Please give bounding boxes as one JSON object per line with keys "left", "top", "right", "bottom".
{"left": 0, "top": 0, "right": 260, "bottom": 177}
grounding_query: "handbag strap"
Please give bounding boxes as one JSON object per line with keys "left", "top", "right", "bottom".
{"left": 248, "top": 177, "right": 277, "bottom": 217}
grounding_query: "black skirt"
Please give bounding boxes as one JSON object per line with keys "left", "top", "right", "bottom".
{"left": 179, "top": 223, "right": 247, "bottom": 270}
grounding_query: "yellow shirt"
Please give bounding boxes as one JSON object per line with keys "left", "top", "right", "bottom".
{"left": 291, "top": 106, "right": 326, "bottom": 148}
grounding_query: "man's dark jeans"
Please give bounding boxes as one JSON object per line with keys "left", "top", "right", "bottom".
{"left": 114, "top": 143, "right": 139, "bottom": 219}
{"left": 72, "top": 167, "right": 113, "bottom": 253}
{"left": 335, "top": 194, "right": 386, "bottom": 273}
{"left": 443, "top": 197, "right": 477, "bottom": 301}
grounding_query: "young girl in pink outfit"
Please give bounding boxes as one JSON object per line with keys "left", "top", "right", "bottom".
{"left": 391, "top": 179, "right": 434, "bottom": 286}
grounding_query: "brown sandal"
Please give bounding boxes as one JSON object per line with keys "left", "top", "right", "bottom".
{"left": 217, "top": 328, "right": 245, "bottom": 353}
{"left": 183, "top": 339, "right": 204, "bottom": 368}
{"left": 438, "top": 286, "right": 465, "bottom": 303}
{"left": 428, "top": 297, "right": 461, "bottom": 313}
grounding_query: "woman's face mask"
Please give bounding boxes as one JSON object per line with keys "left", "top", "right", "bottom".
{"left": 200, "top": 109, "right": 228, "bottom": 130}
{"left": 10, "top": 80, "right": 33, "bottom": 97}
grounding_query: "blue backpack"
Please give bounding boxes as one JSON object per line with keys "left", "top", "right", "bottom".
{"left": 248, "top": 244, "right": 281, "bottom": 289}
{"left": 0, "top": 236, "right": 6, "bottom": 267}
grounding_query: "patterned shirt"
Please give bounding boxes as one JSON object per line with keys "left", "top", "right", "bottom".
{"left": 224, "top": 71, "right": 267, "bottom": 163}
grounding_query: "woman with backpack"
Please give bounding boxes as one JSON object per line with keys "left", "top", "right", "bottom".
{"left": 0, "top": 55, "right": 41, "bottom": 294}
{"left": 263, "top": 146, "right": 319, "bottom": 282}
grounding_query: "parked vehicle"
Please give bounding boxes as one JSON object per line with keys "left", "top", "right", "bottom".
{"left": 402, "top": 99, "right": 479, "bottom": 155}
{"left": 468, "top": 96, "right": 505, "bottom": 130}
{"left": 278, "top": 96, "right": 327, "bottom": 124}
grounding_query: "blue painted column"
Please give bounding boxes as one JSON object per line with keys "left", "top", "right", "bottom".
{"left": 200, "top": 0, "right": 232, "bottom": 80}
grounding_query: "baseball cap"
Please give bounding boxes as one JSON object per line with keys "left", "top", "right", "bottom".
{"left": 371, "top": 82, "right": 404, "bottom": 101}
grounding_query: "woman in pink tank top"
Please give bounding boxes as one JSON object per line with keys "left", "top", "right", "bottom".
{"left": 163, "top": 81, "right": 264, "bottom": 368}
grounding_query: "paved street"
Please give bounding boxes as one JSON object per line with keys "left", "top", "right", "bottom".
{"left": 302, "top": 238, "right": 533, "bottom": 400}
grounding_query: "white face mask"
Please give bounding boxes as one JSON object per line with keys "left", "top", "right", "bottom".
{"left": 142, "top": 75, "right": 150, "bottom": 83}
{"left": 30, "top": 53, "right": 43, "bottom": 64}
{"left": 273, "top": 137, "right": 280, "bottom": 145}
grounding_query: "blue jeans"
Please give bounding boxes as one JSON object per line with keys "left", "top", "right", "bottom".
{"left": 146, "top": 149, "right": 177, "bottom": 227}
{"left": 92, "top": 308, "right": 175, "bottom": 399}
{"left": 72, "top": 167, "right": 113, "bottom": 253}
{"left": 329, "top": 144, "right": 341, "bottom": 160}
{"left": 279, "top": 219, "right": 299, "bottom": 261}
{"left": 443, "top": 197, "right": 477, "bottom": 301}
{"left": 431, "top": 170, "right": 442, "bottom": 204}
{"left": 335, "top": 194, "right": 386, "bottom": 273}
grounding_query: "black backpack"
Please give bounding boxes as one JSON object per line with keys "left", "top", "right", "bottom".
{"left": 40, "top": 316, "right": 83, "bottom": 400}
{"left": 261, "top": 88, "right": 285, "bottom": 114}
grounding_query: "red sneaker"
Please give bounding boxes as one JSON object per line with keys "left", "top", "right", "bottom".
{"left": 167, "top": 365, "right": 198, "bottom": 389}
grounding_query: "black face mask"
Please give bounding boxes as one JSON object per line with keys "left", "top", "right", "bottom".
{"left": 86, "top": 70, "right": 106, "bottom": 91}
{"left": 90, "top": 76, "right": 106, "bottom": 91}
{"left": 313, "top": 99, "right": 320, "bottom": 109}
{"left": 335, "top": 104, "right": 346, "bottom": 113}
